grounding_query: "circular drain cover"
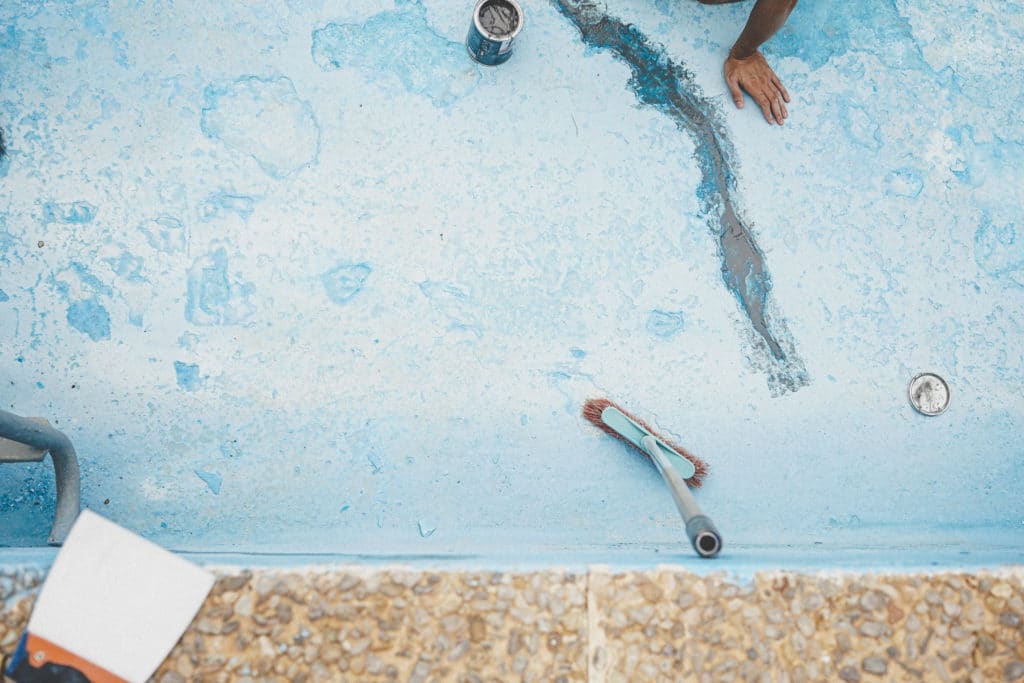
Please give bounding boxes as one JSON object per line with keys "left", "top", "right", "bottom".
{"left": 908, "top": 373, "right": 950, "bottom": 416}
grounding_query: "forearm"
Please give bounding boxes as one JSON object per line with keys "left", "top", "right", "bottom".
{"left": 729, "top": 0, "right": 797, "bottom": 60}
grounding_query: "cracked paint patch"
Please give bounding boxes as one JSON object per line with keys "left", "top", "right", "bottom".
{"left": 201, "top": 75, "right": 321, "bottom": 179}
{"left": 185, "top": 247, "right": 255, "bottom": 326}
{"left": 312, "top": 5, "right": 480, "bottom": 107}
{"left": 551, "top": 0, "right": 809, "bottom": 394}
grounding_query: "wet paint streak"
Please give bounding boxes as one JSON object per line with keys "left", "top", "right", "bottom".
{"left": 551, "top": 1, "right": 808, "bottom": 393}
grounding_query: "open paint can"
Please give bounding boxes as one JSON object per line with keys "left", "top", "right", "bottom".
{"left": 467, "top": 0, "right": 524, "bottom": 66}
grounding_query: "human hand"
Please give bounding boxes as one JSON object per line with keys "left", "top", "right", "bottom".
{"left": 724, "top": 50, "right": 790, "bottom": 125}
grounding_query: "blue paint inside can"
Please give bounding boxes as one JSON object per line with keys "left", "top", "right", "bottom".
{"left": 466, "top": 0, "right": 523, "bottom": 66}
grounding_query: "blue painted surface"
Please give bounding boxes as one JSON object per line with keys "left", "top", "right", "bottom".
{"left": 174, "top": 361, "right": 202, "bottom": 392}
{"left": 0, "top": 0, "right": 1022, "bottom": 568}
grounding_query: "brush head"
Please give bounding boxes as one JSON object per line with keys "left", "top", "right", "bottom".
{"left": 582, "top": 397, "right": 708, "bottom": 487}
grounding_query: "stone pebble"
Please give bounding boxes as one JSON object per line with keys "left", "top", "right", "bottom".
{"left": 0, "top": 568, "right": 1021, "bottom": 681}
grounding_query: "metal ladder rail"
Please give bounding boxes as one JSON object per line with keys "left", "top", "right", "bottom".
{"left": 0, "top": 409, "right": 81, "bottom": 545}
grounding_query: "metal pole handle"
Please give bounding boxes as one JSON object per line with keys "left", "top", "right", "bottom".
{"left": 641, "top": 435, "right": 721, "bottom": 558}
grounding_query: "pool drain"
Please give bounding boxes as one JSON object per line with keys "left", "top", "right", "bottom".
{"left": 908, "top": 373, "right": 950, "bottom": 416}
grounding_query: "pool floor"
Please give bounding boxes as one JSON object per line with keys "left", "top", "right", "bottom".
{"left": 0, "top": 0, "right": 1022, "bottom": 568}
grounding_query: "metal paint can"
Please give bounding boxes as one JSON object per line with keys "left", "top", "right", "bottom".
{"left": 466, "top": 0, "right": 524, "bottom": 66}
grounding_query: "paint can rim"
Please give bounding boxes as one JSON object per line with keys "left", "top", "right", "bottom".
{"left": 473, "top": 0, "right": 524, "bottom": 42}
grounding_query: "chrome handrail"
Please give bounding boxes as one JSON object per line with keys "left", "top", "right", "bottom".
{"left": 0, "top": 409, "right": 81, "bottom": 545}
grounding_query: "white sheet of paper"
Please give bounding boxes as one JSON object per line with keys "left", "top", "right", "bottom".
{"left": 27, "top": 509, "right": 214, "bottom": 683}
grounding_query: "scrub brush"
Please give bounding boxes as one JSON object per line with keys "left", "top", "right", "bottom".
{"left": 583, "top": 397, "right": 721, "bottom": 557}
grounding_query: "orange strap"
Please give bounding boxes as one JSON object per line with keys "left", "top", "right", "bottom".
{"left": 23, "top": 634, "right": 128, "bottom": 683}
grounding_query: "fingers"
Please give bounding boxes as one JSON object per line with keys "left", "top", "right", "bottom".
{"left": 754, "top": 90, "right": 787, "bottom": 125}
{"left": 770, "top": 94, "right": 787, "bottom": 124}
{"left": 757, "top": 95, "right": 776, "bottom": 125}
{"left": 772, "top": 76, "right": 791, "bottom": 103}
{"left": 727, "top": 77, "right": 745, "bottom": 109}
{"left": 725, "top": 51, "right": 793, "bottom": 125}
{"left": 746, "top": 85, "right": 776, "bottom": 125}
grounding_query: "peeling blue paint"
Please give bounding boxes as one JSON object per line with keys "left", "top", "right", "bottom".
{"left": 886, "top": 168, "right": 925, "bottom": 198}
{"left": 200, "top": 192, "right": 257, "bottom": 222}
{"left": 646, "top": 310, "right": 685, "bottom": 338}
{"left": 768, "top": 1, "right": 929, "bottom": 71}
{"left": 139, "top": 216, "right": 186, "bottom": 255}
{"left": 312, "top": 6, "right": 480, "bottom": 107}
{"left": 105, "top": 249, "right": 146, "bottom": 283}
{"left": 66, "top": 299, "right": 111, "bottom": 341}
{"left": 323, "top": 264, "right": 371, "bottom": 305}
{"left": 174, "top": 361, "right": 202, "bottom": 391}
{"left": 42, "top": 200, "right": 97, "bottom": 224}
{"left": 975, "top": 217, "right": 1024, "bottom": 286}
{"left": 185, "top": 248, "right": 255, "bottom": 326}
{"left": 418, "top": 281, "right": 482, "bottom": 337}
{"left": 201, "top": 76, "right": 320, "bottom": 179}
{"left": 194, "top": 470, "right": 223, "bottom": 495}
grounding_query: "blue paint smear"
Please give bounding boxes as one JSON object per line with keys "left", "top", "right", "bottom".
{"left": 0, "top": 227, "right": 16, "bottom": 264}
{"left": 84, "top": 9, "right": 107, "bottom": 36}
{"left": 418, "top": 281, "right": 482, "bottom": 337}
{"left": 200, "top": 192, "right": 256, "bottom": 221}
{"left": 174, "top": 361, "right": 202, "bottom": 391}
{"left": 646, "top": 309, "right": 686, "bottom": 338}
{"left": 185, "top": 247, "right": 255, "bottom": 326}
{"left": 0, "top": 25, "right": 19, "bottom": 51}
{"left": 768, "top": 1, "right": 929, "bottom": 72}
{"left": 194, "top": 469, "right": 223, "bottom": 495}
{"left": 66, "top": 299, "right": 111, "bottom": 341}
{"left": 201, "top": 76, "right": 320, "bottom": 179}
{"left": 179, "top": 332, "right": 199, "bottom": 350}
{"left": 0, "top": 290, "right": 8, "bottom": 303}
{"left": 885, "top": 168, "right": 924, "bottom": 198}
{"left": 68, "top": 262, "right": 113, "bottom": 297}
{"left": 570, "top": 347, "right": 586, "bottom": 359}
{"left": 840, "top": 104, "right": 883, "bottom": 151}
{"left": 110, "top": 31, "right": 129, "bottom": 68}
{"left": 974, "top": 216, "right": 1024, "bottom": 285}
{"left": 139, "top": 215, "right": 186, "bottom": 254}
{"left": 312, "top": 6, "right": 480, "bottom": 107}
{"left": 43, "top": 200, "right": 97, "bottom": 224}
{"left": 105, "top": 250, "right": 146, "bottom": 282}
{"left": 323, "top": 263, "right": 371, "bottom": 305}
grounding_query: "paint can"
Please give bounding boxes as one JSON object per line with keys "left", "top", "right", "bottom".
{"left": 466, "top": 0, "right": 524, "bottom": 66}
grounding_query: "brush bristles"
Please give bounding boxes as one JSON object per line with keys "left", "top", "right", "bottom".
{"left": 582, "top": 397, "right": 708, "bottom": 488}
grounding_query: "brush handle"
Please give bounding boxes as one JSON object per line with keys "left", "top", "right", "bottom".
{"left": 641, "top": 436, "right": 722, "bottom": 558}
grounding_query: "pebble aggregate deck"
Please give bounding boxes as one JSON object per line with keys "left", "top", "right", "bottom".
{"left": 2, "top": 567, "right": 1023, "bottom": 682}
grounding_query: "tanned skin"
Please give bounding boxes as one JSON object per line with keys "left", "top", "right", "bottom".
{"left": 699, "top": 0, "right": 798, "bottom": 125}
